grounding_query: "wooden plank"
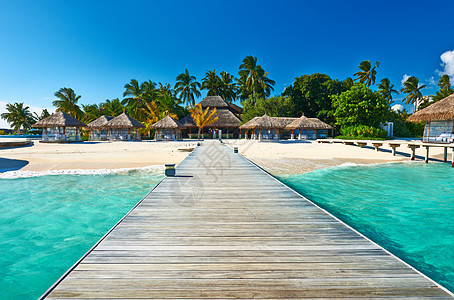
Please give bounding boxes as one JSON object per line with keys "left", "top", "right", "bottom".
{"left": 43, "top": 140, "right": 453, "bottom": 299}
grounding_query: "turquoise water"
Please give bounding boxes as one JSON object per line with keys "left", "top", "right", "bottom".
{"left": 0, "top": 170, "right": 163, "bottom": 299}
{"left": 279, "top": 162, "right": 454, "bottom": 292}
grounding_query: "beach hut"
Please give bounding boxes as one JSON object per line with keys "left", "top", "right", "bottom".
{"left": 151, "top": 115, "right": 183, "bottom": 141}
{"left": 180, "top": 96, "right": 242, "bottom": 139}
{"left": 103, "top": 112, "right": 145, "bottom": 141}
{"left": 87, "top": 116, "right": 114, "bottom": 140}
{"left": 32, "top": 111, "right": 86, "bottom": 142}
{"left": 407, "top": 94, "right": 454, "bottom": 143}
{"left": 285, "top": 114, "right": 333, "bottom": 140}
{"left": 239, "top": 114, "right": 295, "bottom": 141}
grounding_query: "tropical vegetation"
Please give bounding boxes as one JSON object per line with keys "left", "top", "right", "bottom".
{"left": 188, "top": 104, "right": 218, "bottom": 139}
{"left": 0, "top": 56, "right": 443, "bottom": 139}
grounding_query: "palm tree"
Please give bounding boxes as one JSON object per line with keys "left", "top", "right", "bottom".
{"left": 123, "top": 79, "right": 145, "bottom": 120}
{"left": 103, "top": 98, "right": 124, "bottom": 116}
{"left": 433, "top": 75, "right": 454, "bottom": 101}
{"left": 175, "top": 69, "right": 201, "bottom": 106}
{"left": 141, "top": 80, "right": 157, "bottom": 102}
{"left": 52, "top": 87, "right": 83, "bottom": 118}
{"left": 378, "top": 78, "right": 399, "bottom": 101}
{"left": 1, "top": 102, "right": 37, "bottom": 131}
{"left": 189, "top": 103, "right": 218, "bottom": 140}
{"left": 201, "top": 70, "right": 221, "bottom": 96}
{"left": 238, "top": 55, "right": 275, "bottom": 99}
{"left": 219, "top": 71, "right": 237, "bottom": 103}
{"left": 353, "top": 60, "right": 380, "bottom": 86}
{"left": 400, "top": 76, "right": 426, "bottom": 111}
{"left": 82, "top": 103, "right": 104, "bottom": 123}
{"left": 141, "top": 101, "right": 178, "bottom": 137}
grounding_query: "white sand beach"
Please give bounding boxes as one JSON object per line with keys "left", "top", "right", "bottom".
{"left": 0, "top": 139, "right": 448, "bottom": 175}
{"left": 223, "top": 139, "right": 448, "bottom": 175}
{"left": 0, "top": 140, "right": 197, "bottom": 171}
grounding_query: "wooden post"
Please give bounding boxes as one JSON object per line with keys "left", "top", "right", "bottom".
{"left": 291, "top": 129, "right": 294, "bottom": 140}
{"left": 408, "top": 145, "right": 420, "bottom": 160}
{"left": 452, "top": 147, "right": 454, "bottom": 167}
{"left": 444, "top": 147, "right": 448, "bottom": 163}
{"left": 425, "top": 146, "right": 429, "bottom": 163}
{"left": 298, "top": 129, "right": 301, "bottom": 140}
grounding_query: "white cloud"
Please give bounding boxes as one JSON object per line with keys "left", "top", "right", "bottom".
{"left": 401, "top": 74, "right": 411, "bottom": 86}
{"left": 0, "top": 101, "right": 54, "bottom": 130}
{"left": 426, "top": 76, "right": 436, "bottom": 86}
{"left": 392, "top": 104, "right": 404, "bottom": 111}
{"left": 437, "top": 50, "right": 454, "bottom": 81}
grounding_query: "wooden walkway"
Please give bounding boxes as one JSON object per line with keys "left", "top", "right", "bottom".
{"left": 43, "top": 141, "right": 453, "bottom": 299}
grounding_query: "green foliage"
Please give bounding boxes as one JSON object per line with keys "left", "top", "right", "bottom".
{"left": 388, "top": 109, "right": 424, "bottom": 137}
{"left": 241, "top": 95, "right": 294, "bottom": 123}
{"left": 331, "top": 83, "right": 391, "bottom": 128}
{"left": 282, "top": 73, "right": 351, "bottom": 124}
{"left": 0, "top": 102, "right": 37, "bottom": 131}
{"left": 175, "top": 69, "right": 201, "bottom": 106}
{"left": 53, "top": 87, "right": 83, "bottom": 119}
{"left": 353, "top": 60, "right": 379, "bottom": 86}
{"left": 0, "top": 130, "right": 5, "bottom": 135}
{"left": 377, "top": 78, "right": 399, "bottom": 101}
{"left": 400, "top": 76, "right": 426, "bottom": 110}
{"left": 340, "top": 125, "right": 387, "bottom": 139}
{"left": 237, "top": 55, "right": 275, "bottom": 100}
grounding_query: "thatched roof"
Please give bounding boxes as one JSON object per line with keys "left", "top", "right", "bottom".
{"left": 239, "top": 117, "right": 261, "bottom": 129}
{"left": 104, "top": 113, "right": 145, "bottom": 129}
{"left": 180, "top": 108, "right": 241, "bottom": 128}
{"left": 199, "top": 96, "right": 229, "bottom": 108}
{"left": 285, "top": 114, "right": 333, "bottom": 130}
{"left": 33, "top": 111, "right": 87, "bottom": 128}
{"left": 407, "top": 94, "right": 454, "bottom": 122}
{"left": 87, "top": 116, "right": 114, "bottom": 129}
{"left": 239, "top": 115, "right": 297, "bottom": 129}
{"left": 151, "top": 115, "right": 183, "bottom": 129}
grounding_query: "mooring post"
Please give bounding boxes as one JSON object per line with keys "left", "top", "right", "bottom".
{"left": 424, "top": 146, "right": 429, "bottom": 163}
{"left": 444, "top": 147, "right": 448, "bottom": 163}
{"left": 233, "top": 146, "right": 238, "bottom": 153}
{"left": 165, "top": 164, "right": 175, "bottom": 176}
{"left": 452, "top": 147, "right": 454, "bottom": 167}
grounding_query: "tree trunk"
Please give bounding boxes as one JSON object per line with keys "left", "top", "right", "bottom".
{"left": 198, "top": 128, "right": 201, "bottom": 140}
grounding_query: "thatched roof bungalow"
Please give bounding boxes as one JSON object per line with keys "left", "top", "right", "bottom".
{"left": 408, "top": 94, "right": 454, "bottom": 143}
{"left": 151, "top": 115, "right": 183, "bottom": 141}
{"left": 180, "top": 96, "right": 242, "bottom": 139}
{"left": 33, "top": 111, "right": 86, "bottom": 142}
{"left": 239, "top": 114, "right": 297, "bottom": 140}
{"left": 285, "top": 114, "right": 333, "bottom": 140}
{"left": 103, "top": 113, "right": 145, "bottom": 141}
{"left": 87, "top": 116, "right": 114, "bottom": 140}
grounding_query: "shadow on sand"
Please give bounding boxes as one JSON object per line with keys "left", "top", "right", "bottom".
{"left": 0, "top": 158, "right": 29, "bottom": 173}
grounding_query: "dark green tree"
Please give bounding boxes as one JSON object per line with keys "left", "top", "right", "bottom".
{"left": 400, "top": 76, "right": 426, "bottom": 111}
{"left": 1, "top": 102, "right": 37, "bottom": 130}
{"left": 201, "top": 70, "right": 221, "bottom": 96}
{"left": 282, "top": 73, "right": 351, "bottom": 124}
{"left": 52, "top": 87, "right": 83, "bottom": 119}
{"left": 353, "top": 60, "right": 380, "bottom": 86}
{"left": 331, "top": 83, "right": 391, "bottom": 128}
{"left": 238, "top": 55, "right": 275, "bottom": 100}
{"left": 103, "top": 98, "right": 124, "bottom": 116}
{"left": 242, "top": 95, "right": 294, "bottom": 123}
{"left": 378, "top": 78, "right": 399, "bottom": 101}
{"left": 219, "top": 71, "right": 237, "bottom": 103}
{"left": 123, "top": 79, "right": 146, "bottom": 120}
{"left": 432, "top": 74, "right": 453, "bottom": 102}
{"left": 174, "top": 69, "right": 201, "bottom": 106}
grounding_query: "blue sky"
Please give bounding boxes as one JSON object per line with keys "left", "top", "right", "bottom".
{"left": 1, "top": 0, "right": 454, "bottom": 127}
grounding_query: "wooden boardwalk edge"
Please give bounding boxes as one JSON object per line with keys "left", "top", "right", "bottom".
{"left": 42, "top": 141, "right": 454, "bottom": 299}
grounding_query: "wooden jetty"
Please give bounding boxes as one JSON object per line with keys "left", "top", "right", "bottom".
{"left": 42, "top": 141, "right": 453, "bottom": 298}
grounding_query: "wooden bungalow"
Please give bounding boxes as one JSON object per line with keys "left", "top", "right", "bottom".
{"left": 103, "top": 112, "right": 145, "bottom": 141}
{"left": 180, "top": 96, "right": 242, "bottom": 139}
{"left": 87, "top": 116, "right": 114, "bottom": 140}
{"left": 32, "top": 111, "right": 86, "bottom": 143}
{"left": 240, "top": 114, "right": 297, "bottom": 141}
{"left": 151, "top": 115, "right": 183, "bottom": 141}
{"left": 285, "top": 114, "right": 333, "bottom": 140}
{"left": 408, "top": 94, "right": 454, "bottom": 143}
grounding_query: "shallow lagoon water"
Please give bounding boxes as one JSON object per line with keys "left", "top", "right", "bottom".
{"left": 0, "top": 169, "right": 163, "bottom": 299}
{"left": 279, "top": 162, "right": 454, "bottom": 292}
